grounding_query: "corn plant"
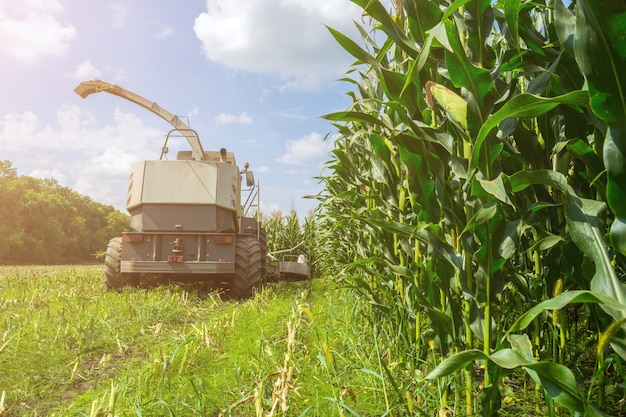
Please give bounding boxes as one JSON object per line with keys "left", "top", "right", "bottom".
{"left": 318, "top": 0, "right": 626, "bottom": 415}
{"left": 263, "top": 209, "right": 325, "bottom": 278}
{"left": 264, "top": 210, "right": 303, "bottom": 255}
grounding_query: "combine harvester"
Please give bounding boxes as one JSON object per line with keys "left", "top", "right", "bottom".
{"left": 75, "top": 80, "right": 309, "bottom": 297}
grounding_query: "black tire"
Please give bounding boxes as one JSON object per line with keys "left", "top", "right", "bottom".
{"left": 259, "top": 227, "right": 267, "bottom": 282}
{"left": 230, "top": 234, "right": 264, "bottom": 298}
{"left": 104, "top": 237, "right": 138, "bottom": 289}
{"left": 242, "top": 226, "right": 268, "bottom": 282}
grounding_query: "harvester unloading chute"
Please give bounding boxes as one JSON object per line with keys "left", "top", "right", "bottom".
{"left": 74, "top": 79, "right": 206, "bottom": 161}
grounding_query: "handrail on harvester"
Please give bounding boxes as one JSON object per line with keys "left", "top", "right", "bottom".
{"left": 74, "top": 79, "right": 206, "bottom": 161}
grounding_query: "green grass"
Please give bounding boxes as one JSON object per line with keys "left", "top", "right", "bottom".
{"left": 0, "top": 265, "right": 388, "bottom": 416}
{"left": 4, "top": 266, "right": 623, "bottom": 416}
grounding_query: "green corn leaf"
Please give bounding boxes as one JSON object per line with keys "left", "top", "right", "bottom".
{"left": 366, "top": 218, "right": 462, "bottom": 270}
{"left": 612, "top": 217, "right": 626, "bottom": 256}
{"left": 499, "top": 219, "right": 524, "bottom": 260}
{"left": 460, "top": 201, "right": 498, "bottom": 236}
{"left": 507, "top": 334, "right": 534, "bottom": 363}
{"left": 428, "top": 21, "right": 452, "bottom": 51}
{"left": 524, "top": 362, "right": 584, "bottom": 413}
{"left": 554, "top": 0, "right": 576, "bottom": 56}
{"left": 442, "top": 0, "right": 475, "bottom": 21}
{"left": 369, "top": 133, "right": 391, "bottom": 163}
{"left": 425, "top": 348, "right": 533, "bottom": 380}
{"left": 443, "top": 20, "right": 495, "bottom": 115}
{"left": 504, "top": 0, "right": 523, "bottom": 50}
{"left": 566, "top": 188, "right": 626, "bottom": 359}
{"left": 506, "top": 290, "right": 626, "bottom": 334}
{"left": 351, "top": 0, "right": 419, "bottom": 57}
{"left": 383, "top": 270, "right": 456, "bottom": 338}
{"left": 461, "top": 0, "right": 493, "bottom": 64}
{"left": 506, "top": 169, "right": 568, "bottom": 193}
{"left": 605, "top": 126, "right": 626, "bottom": 219}
{"left": 379, "top": 68, "right": 419, "bottom": 112}
{"left": 396, "top": 125, "right": 454, "bottom": 156}
{"left": 526, "top": 234, "right": 565, "bottom": 252}
{"left": 403, "top": 0, "right": 441, "bottom": 43}
{"left": 469, "top": 91, "right": 590, "bottom": 171}
{"left": 425, "top": 347, "right": 586, "bottom": 413}
{"left": 323, "top": 111, "right": 387, "bottom": 129}
{"left": 565, "top": 190, "right": 625, "bottom": 309}
{"left": 405, "top": 0, "right": 475, "bottom": 56}
{"left": 424, "top": 349, "right": 486, "bottom": 380}
{"left": 566, "top": 138, "right": 606, "bottom": 191}
{"left": 401, "top": 34, "right": 435, "bottom": 97}
{"left": 399, "top": 148, "right": 441, "bottom": 222}
{"left": 585, "top": 404, "right": 616, "bottom": 417}
{"left": 489, "top": 348, "right": 534, "bottom": 369}
{"left": 477, "top": 174, "right": 513, "bottom": 206}
{"left": 574, "top": 0, "right": 626, "bottom": 124}
{"left": 326, "top": 25, "right": 380, "bottom": 68}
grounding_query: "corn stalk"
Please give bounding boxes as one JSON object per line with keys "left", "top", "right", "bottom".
{"left": 318, "top": 0, "right": 626, "bottom": 415}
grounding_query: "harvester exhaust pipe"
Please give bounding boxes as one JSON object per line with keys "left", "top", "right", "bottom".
{"left": 220, "top": 148, "right": 227, "bottom": 163}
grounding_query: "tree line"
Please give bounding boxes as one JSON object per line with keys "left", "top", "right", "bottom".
{"left": 0, "top": 160, "right": 128, "bottom": 264}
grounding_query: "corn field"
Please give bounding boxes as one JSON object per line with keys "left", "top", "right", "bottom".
{"left": 263, "top": 210, "right": 323, "bottom": 279}
{"left": 315, "top": 0, "right": 626, "bottom": 415}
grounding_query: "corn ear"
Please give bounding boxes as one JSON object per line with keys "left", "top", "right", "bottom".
{"left": 426, "top": 81, "right": 468, "bottom": 130}
{"left": 552, "top": 278, "right": 564, "bottom": 326}
{"left": 597, "top": 317, "right": 626, "bottom": 359}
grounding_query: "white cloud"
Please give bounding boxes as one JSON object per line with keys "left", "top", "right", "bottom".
{"left": 155, "top": 23, "right": 174, "bottom": 38}
{"left": 91, "top": 146, "right": 142, "bottom": 176}
{"left": 0, "top": 105, "right": 158, "bottom": 153}
{"left": 0, "top": 0, "right": 76, "bottom": 63}
{"left": 109, "top": 4, "right": 127, "bottom": 28}
{"left": 74, "top": 177, "right": 115, "bottom": 207}
{"left": 29, "top": 168, "right": 68, "bottom": 184}
{"left": 215, "top": 112, "right": 253, "bottom": 124}
{"left": 70, "top": 60, "right": 102, "bottom": 80}
{"left": 188, "top": 106, "right": 199, "bottom": 121}
{"left": 0, "top": 0, "right": 63, "bottom": 16}
{"left": 112, "top": 68, "right": 129, "bottom": 83}
{"left": 0, "top": 105, "right": 165, "bottom": 209}
{"left": 274, "top": 107, "right": 310, "bottom": 120}
{"left": 193, "top": 0, "right": 362, "bottom": 91}
{"left": 244, "top": 138, "right": 264, "bottom": 148}
{"left": 277, "top": 132, "right": 332, "bottom": 165}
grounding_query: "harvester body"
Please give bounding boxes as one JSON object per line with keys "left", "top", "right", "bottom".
{"left": 123, "top": 157, "right": 240, "bottom": 274}
{"left": 76, "top": 80, "right": 269, "bottom": 297}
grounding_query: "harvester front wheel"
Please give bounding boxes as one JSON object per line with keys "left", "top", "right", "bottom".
{"left": 231, "top": 235, "right": 264, "bottom": 298}
{"left": 104, "top": 237, "right": 138, "bottom": 289}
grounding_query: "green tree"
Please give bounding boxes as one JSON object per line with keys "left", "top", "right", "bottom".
{"left": 0, "top": 161, "right": 129, "bottom": 264}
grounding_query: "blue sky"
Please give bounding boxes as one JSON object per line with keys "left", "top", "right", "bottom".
{"left": 0, "top": 0, "right": 366, "bottom": 216}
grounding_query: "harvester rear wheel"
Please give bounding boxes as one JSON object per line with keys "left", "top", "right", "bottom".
{"left": 259, "top": 227, "right": 267, "bottom": 281}
{"left": 231, "top": 235, "right": 263, "bottom": 298}
{"left": 104, "top": 237, "right": 138, "bottom": 289}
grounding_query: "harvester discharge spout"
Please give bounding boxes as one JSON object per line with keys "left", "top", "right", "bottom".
{"left": 74, "top": 79, "right": 206, "bottom": 161}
